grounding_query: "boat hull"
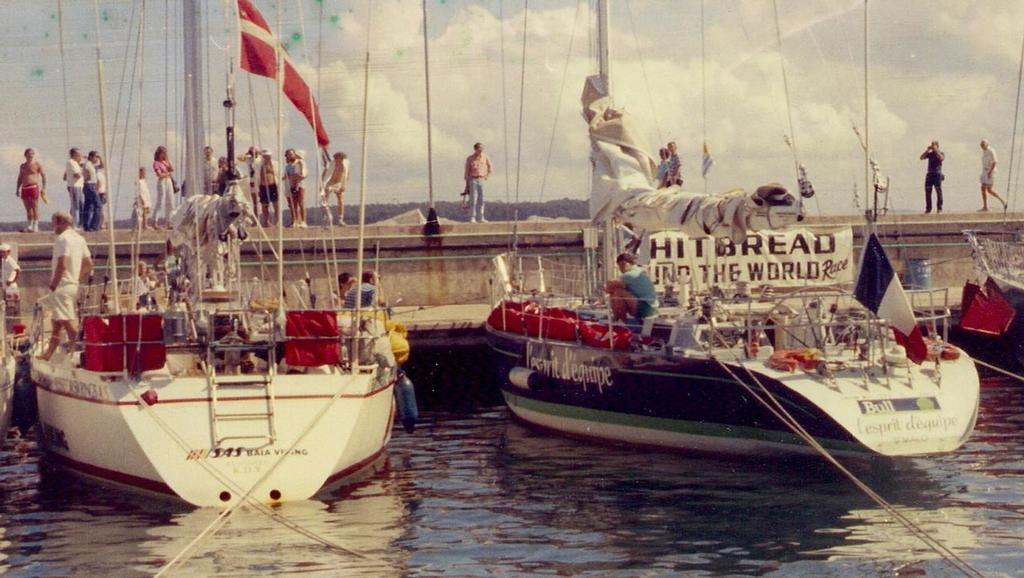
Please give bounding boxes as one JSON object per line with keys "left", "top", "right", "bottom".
{"left": 32, "top": 359, "right": 395, "bottom": 507}
{"left": 488, "top": 327, "right": 979, "bottom": 458}
{"left": 0, "top": 357, "right": 13, "bottom": 441}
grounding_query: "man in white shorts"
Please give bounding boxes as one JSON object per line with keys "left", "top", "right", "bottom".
{"left": 979, "top": 140, "right": 1006, "bottom": 212}
{"left": 39, "top": 211, "right": 93, "bottom": 361}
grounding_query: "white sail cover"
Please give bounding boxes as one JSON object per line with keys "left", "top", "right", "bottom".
{"left": 583, "top": 76, "right": 802, "bottom": 242}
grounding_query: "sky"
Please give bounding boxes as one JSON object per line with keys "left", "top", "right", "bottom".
{"left": 0, "top": 0, "right": 1023, "bottom": 224}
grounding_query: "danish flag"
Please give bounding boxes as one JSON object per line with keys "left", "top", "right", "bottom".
{"left": 237, "top": 0, "right": 330, "bottom": 147}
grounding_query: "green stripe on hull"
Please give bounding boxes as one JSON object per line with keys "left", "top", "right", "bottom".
{"left": 504, "top": 390, "right": 865, "bottom": 454}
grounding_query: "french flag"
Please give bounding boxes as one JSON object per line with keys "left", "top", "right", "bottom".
{"left": 854, "top": 232, "right": 927, "bottom": 364}
{"left": 238, "top": 0, "right": 330, "bottom": 148}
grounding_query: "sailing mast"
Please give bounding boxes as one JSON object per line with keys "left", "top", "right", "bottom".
{"left": 183, "top": 0, "right": 206, "bottom": 206}
{"left": 596, "top": 0, "right": 618, "bottom": 285}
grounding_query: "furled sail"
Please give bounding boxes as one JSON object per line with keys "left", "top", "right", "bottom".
{"left": 583, "top": 76, "right": 805, "bottom": 242}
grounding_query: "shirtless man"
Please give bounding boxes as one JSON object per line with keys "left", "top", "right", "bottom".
{"left": 323, "top": 151, "right": 349, "bottom": 225}
{"left": 258, "top": 151, "right": 279, "bottom": 227}
{"left": 16, "top": 148, "right": 46, "bottom": 232}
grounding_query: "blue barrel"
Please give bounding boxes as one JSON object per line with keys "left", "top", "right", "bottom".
{"left": 905, "top": 258, "right": 932, "bottom": 289}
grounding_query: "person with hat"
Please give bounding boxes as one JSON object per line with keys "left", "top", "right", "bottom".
{"left": 0, "top": 242, "right": 21, "bottom": 307}
{"left": 605, "top": 252, "right": 659, "bottom": 321}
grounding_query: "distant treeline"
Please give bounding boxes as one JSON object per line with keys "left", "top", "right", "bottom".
{"left": 0, "top": 198, "right": 589, "bottom": 232}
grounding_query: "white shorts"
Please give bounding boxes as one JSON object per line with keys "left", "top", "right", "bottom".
{"left": 981, "top": 170, "right": 995, "bottom": 186}
{"left": 40, "top": 284, "right": 79, "bottom": 321}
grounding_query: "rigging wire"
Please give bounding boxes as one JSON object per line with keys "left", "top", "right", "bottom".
{"left": 499, "top": 0, "right": 512, "bottom": 211}
{"left": 701, "top": 0, "right": 707, "bottom": 193}
{"left": 57, "top": 0, "right": 72, "bottom": 149}
{"left": 622, "top": 0, "right": 663, "bottom": 147}
{"left": 512, "top": 0, "right": 530, "bottom": 248}
{"left": 108, "top": 0, "right": 143, "bottom": 234}
{"left": 165, "top": 0, "right": 171, "bottom": 148}
{"left": 538, "top": 0, "right": 584, "bottom": 203}
{"left": 770, "top": 0, "right": 821, "bottom": 216}
{"left": 92, "top": 0, "right": 118, "bottom": 311}
{"left": 1006, "top": 26, "right": 1024, "bottom": 213}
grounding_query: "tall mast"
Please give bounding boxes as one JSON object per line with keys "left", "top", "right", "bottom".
{"left": 93, "top": 0, "right": 118, "bottom": 313}
{"left": 597, "top": 0, "right": 616, "bottom": 281}
{"left": 597, "top": 0, "right": 611, "bottom": 97}
{"left": 183, "top": 0, "right": 206, "bottom": 203}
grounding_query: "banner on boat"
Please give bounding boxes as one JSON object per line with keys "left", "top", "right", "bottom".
{"left": 645, "top": 227, "right": 854, "bottom": 290}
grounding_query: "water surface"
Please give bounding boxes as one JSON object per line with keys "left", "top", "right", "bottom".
{"left": 1, "top": 378, "right": 1022, "bottom": 576}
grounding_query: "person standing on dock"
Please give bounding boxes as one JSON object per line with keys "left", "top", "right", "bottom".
{"left": 323, "top": 151, "right": 349, "bottom": 225}
{"left": 920, "top": 141, "right": 945, "bottom": 214}
{"left": 16, "top": 148, "right": 45, "bottom": 233}
{"left": 979, "top": 140, "right": 1006, "bottom": 212}
{"left": 284, "top": 148, "right": 307, "bottom": 228}
{"left": 464, "top": 142, "right": 492, "bottom": 223}
{"left": 153, "top": 146, "right": 176, "bottom": 229}
{"left": 63, "top": 148, "right": 84, "bottom": 228}
{"left": 258, "top": 151, "right": 279, "bottom": 228}
{"left": 81, "top": 151, "right": 101, "bottom": 232}
{"left": 95, "top": 154, "right": 108, "bottom": 230}
{"left": 39, "top": 211, "right": 93, "bottom": 361}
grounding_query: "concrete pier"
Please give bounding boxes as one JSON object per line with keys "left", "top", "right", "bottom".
{"left": 5, "top": 211, "right": 1021, "bottom": 346}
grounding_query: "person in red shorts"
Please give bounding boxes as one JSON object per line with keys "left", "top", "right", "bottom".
{"left": 15, "top": 148, "right": 47, "bottom": 232}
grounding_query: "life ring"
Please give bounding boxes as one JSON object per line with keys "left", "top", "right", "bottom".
{"left": 768, "top": 348, "right": 822, "bottom": 373}
{"left": 925, "top": 339, "right": 960, "bottom": 362}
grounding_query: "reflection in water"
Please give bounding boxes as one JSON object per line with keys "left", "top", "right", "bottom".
{"left": 0, "top": 379, "right": 1022, "bottom": 577}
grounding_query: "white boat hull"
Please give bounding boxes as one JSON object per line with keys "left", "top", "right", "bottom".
{"left": 32, "top": 359, "right": 395, "bottom": 507}
{"left": 0, "top": 357, "right": 13, "bottom": 442}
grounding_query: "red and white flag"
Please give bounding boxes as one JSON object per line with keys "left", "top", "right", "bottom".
{"left": 237, "top": 0, "right": 330, "bottom": 148}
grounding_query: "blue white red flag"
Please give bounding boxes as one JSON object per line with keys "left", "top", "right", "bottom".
{"left": 702, "top": 142, "right": 714, "bottom": 177}
{"left": 854, "top": 232, "right": 927, "bottom": 364}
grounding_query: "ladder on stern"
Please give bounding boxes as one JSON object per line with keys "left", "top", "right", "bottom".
{"left": 206, "top": 340, "right": 279, "bottom": 447}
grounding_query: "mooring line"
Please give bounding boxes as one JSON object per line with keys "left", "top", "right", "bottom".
{"left": 129, "top": 371, "right": 373, "bottom": 577}
{"left": 710, "top": 339, "right": 986, "bottom": 578}
{"left": 971, "top": 357, "right": 1024, "bottom": 384}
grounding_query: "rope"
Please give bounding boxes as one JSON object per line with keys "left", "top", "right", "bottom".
{"left": 538, "top": 0, "right": 583, "bottom": 203}
{"left": 709, "top": 341, "right": 985, "bottom": 577}
{"left": 972, "top": 357, "right": 1024, "bottom": 384}
{"left": 143, "top": 374, "right": 374, "bottom": 576}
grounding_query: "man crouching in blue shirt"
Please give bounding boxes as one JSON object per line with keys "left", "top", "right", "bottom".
{"left": 606, "top": 253, "right": 659, "bottom": 322}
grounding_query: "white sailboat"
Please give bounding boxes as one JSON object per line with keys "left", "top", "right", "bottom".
{"left": 29, "top": 0, "right": 400, "bottom": 507}
{"left": 486, "top": 0, "right": 979, "bottom": 458}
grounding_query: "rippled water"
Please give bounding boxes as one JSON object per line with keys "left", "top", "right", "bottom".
{"left": 1, "top": 378, "right": 1022, "bottom": 577}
